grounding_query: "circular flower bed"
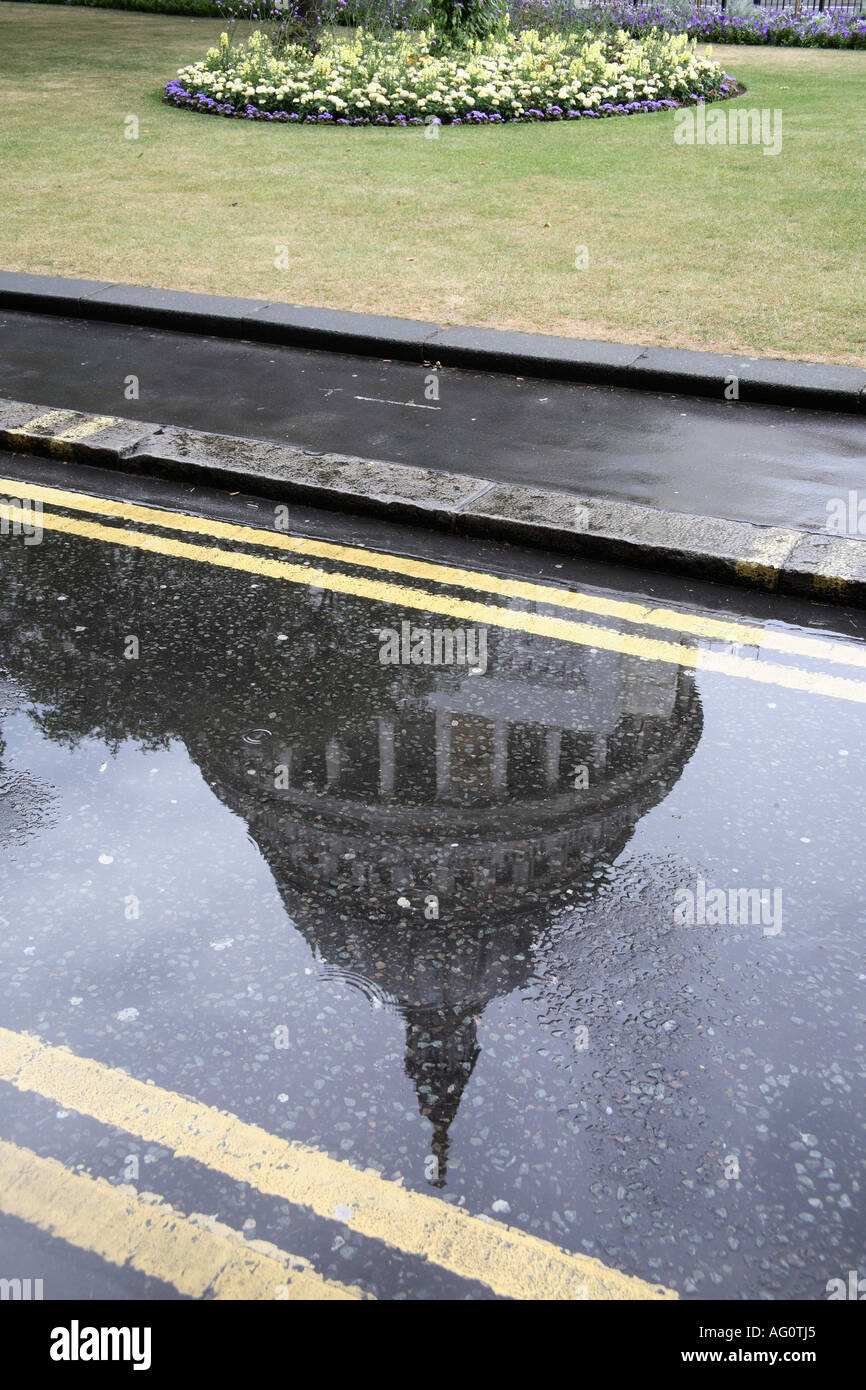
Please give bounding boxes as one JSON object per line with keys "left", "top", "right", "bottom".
{"left": 165, "top": 26, "right": 737, "bottom": 125}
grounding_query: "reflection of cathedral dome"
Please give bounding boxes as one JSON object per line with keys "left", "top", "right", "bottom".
{"left": 198, "top": 627, "right": 701, "bottom": 921}
{"left": 405, "top": 1006, "right": 481, "bottom": 1188}
{"left": 0, "top": 542, "right": 703, "bottom": 1186}
{"left": 189, "top": 626, "right": 703, "bottom": 1183}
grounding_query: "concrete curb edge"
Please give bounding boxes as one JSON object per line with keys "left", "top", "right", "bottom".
{"left": 2, "top": 397, "right": 865, "bottom": 609}
{"left": 1, "top": 272, "right": 864, "bottom": 413}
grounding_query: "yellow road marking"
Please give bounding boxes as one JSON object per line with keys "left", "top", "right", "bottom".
{"left": 53, "top": 416, "right": 121, "bottom": 439}
{"left": 733, "top": 529, "right": 801, "bottom": 589}
{"left": 0, "top": 1137, "right": 369, "bottom": 1300}
{"left": 13, "top": 411, "right": 75, "bottom": 430}
{"left": 0, "top": 1027, "right": 674, "bottom": 1300}
{"left": 46, "top": 415, "right": 122, "bottom": 457}
{"left": 3, "top": 410, "right": 74, "bottom": 443}
{"left": 8, "top": 501, "right": 866, "bottom": 705}
{"left": 1, "top": 472, "right": 863, "bottom": 671}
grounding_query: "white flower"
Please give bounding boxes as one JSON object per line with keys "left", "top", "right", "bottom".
{"left": 181, "top": 26, "right": 725, "bottom": 128}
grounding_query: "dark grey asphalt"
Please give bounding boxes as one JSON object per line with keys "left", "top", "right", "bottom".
{"left": 1, "top": 454, "right": 865, "bottom": 1302}
{"left": 2, "top": 309, "right": 864, "bottom": 532}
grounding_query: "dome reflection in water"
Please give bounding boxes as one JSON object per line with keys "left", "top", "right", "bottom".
{"left": 194, "top": 591, "right": 703, "bottom": 1187}
{"left": 0, "top": 536, "right": 702, "bottom": 1186}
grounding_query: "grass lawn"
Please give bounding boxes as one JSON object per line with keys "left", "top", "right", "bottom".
{"left": 1, "top": 3, "right": 864, "bottom": 363}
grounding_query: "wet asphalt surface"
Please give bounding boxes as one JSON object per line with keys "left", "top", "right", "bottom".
{"left": 0, "top": 455, "right": 865, "bottom": 1301}
{"left": 2, "top": 308, "right": 865, "bottom": 530}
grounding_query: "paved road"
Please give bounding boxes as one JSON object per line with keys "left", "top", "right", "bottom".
{"left": 0, "top": 454, "right": 864, "bottom": 1301}
{"left": 1, "top": 309, "right": 865, "bottom": 531}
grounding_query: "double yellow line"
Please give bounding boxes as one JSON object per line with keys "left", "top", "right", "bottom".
{"left": 2, "top": 474, "right": 866, "bottom": 704}
{"left": 0, "top": 1027, "right": 674, "bottom": 1300}
{"left": 0, "top": 1137, "right": 369, "bottom": 1301}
